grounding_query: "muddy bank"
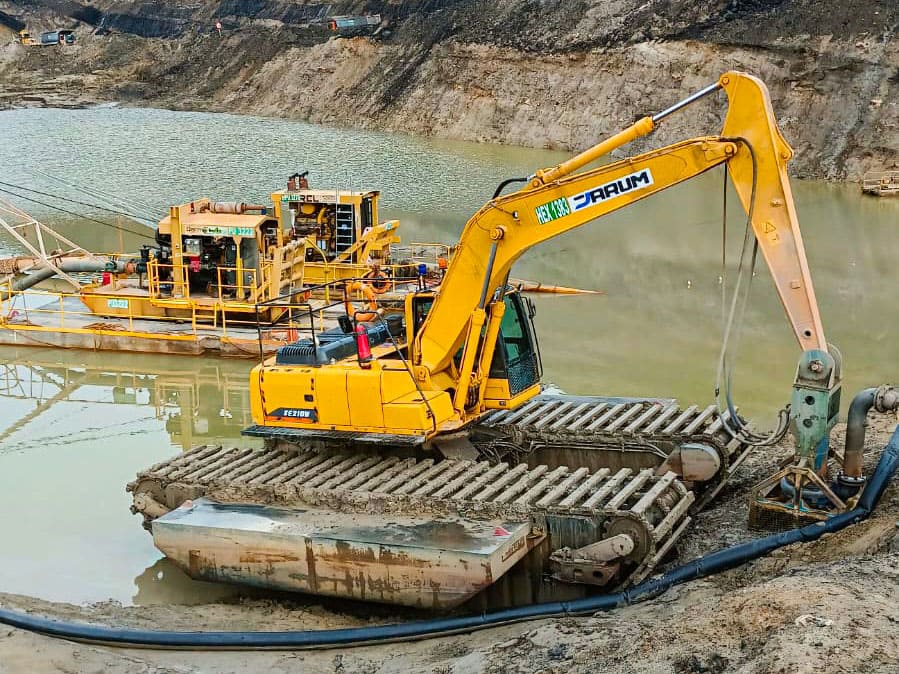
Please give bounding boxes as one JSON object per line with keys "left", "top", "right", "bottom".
{"left": 0, "top": 0, "right": 896, "bottom": 181}
{"left": 2, "top": 416, "right": 899, "bottom": 673}
{"left": 3, "top": 557, "right": 898, "bottom": 674}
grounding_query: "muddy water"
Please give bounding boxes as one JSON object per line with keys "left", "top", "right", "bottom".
{"left": 0, "top": 107, "right": 897, "bottom": 606}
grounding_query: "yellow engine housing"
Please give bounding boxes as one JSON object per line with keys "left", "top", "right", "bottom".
{"left": 250, "top": 360, "right": 459, "bottom": 437}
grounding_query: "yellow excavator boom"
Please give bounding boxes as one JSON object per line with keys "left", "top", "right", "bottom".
{"left": 416, "top": 72, "right": 826, "bottom": 383}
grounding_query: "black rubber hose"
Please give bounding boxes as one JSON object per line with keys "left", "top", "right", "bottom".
{"left": 2, "top": 427, "right": 898, "bottom": 650}
{"left": 492, "top": 177, "right": 528, "bottom": 199}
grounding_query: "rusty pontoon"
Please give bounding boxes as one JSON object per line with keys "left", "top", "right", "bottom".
{"left": 130, "top": 431, "right": 696, "bottom": 608}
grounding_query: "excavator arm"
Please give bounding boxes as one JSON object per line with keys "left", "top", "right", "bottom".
{"left": 248, "top": 71, "right": 844, "bottom": 532}
{"left": 416, "top": 72, "right": 826, "bottom": 382}
{"left": 414, "top": 72, "right": 839, "bottom": 474}
{"left": 252, "top": 71, "right": 838, "bottom": 481}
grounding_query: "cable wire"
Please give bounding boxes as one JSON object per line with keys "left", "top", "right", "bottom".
{"left": 714, "top": 138, "right": 789, "bottom": 447}
{"left": 0, "top": 186, "right": 156, "bottom": 241}
{"left": 0, "top": 180, "right": 154, "bottom": 224}
{"left": 29, "top": 168, "right": 159, "bottom": 223}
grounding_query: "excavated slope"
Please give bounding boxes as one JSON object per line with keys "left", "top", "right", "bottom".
{"left": 0, "top": 0, "right": 896, "bottom": 179}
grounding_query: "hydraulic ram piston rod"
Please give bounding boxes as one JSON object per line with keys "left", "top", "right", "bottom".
{"left": 651, "top": 82, "right": 722, "bottom": 123}
{"left": 536, "top": 79, "right": 723, "bottom": 185}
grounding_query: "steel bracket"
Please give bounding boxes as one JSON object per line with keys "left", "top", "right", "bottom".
{"left": 749, "top": 461, "right": 847, "bottom": 527}
{"left": 790, "top": 348, "right": 841, "bottom": 470}
{"left": 549, "top": 548, "right": 621, "bottom": 586}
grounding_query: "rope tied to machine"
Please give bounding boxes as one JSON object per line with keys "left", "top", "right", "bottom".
{"left": 714, "top": 137, "right": 790, "bottom": 448}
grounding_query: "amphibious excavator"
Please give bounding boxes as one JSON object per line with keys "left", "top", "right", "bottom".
{"left": 130, "top": 72, "right": 850, "bottom": 608}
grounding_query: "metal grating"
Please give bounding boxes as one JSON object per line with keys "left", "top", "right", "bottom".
{"left": 131, "top": 444, "right": 691, "bottom": 517}
{"left": 480, "top": 394, "right": 730, "bottom": 440}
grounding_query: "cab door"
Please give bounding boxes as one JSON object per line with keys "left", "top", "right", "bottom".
{"left": 489, "top": 293, "right": 542, "bottom": 396}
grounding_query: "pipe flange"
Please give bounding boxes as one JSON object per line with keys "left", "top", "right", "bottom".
{"left": 834, "top": 472, "right": 866, "bottom": 501}
{"left": 836, "top": 472, "right": 866, "bottom": 487}
{"left": 874, "top": 385, "right": 899, "bottom": 414}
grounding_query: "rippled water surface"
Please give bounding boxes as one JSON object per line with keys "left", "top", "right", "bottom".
{"left": 0, "top": 106, "right": 896, "bottom": 605}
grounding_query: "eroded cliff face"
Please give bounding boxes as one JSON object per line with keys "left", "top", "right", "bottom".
{"left": 1, "top": 0, "right": 896, "bottom": 180}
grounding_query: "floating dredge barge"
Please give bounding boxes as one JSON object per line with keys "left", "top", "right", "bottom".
{"left": 0, "top": 177, "right": 433, "bottom": 356}
{"left": 0, "top": 174, "right": 596, "bottom": 357}
{"left": 861, "top": 171, "right": 899, "bottom": 197}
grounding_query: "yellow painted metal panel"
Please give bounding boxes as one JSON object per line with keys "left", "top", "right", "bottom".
{"left": 254, "top": 368, "right": 316, "bottom": 422}
{"left": 313, "top": 369, "right": 350, "bottom": 427}
{"left": 347, "top": 369, "right": 385, "bottom": 428}
{"left": 383, "top": 390, "right": 455, "bottom": 431}
{"left": 379, "top": 367, "right": 419, "bottom": 404}
{"left": 484, "top": 382, "right": 540, "bottom": 410}
{"left": 483, "top": 378, "right": 511, "bottom": 404}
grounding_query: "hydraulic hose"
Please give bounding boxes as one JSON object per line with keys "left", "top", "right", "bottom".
{"left": 1, "top": 427, "right": 897, "bottom": 651}
{"left": 491, "top": 177, "right": 528, "bottom": 199}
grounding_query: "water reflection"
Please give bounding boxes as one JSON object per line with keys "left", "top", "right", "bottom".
{"left": 0, "top": 347, "right": 259, "bottom": 605}
{"left": 0, "top": 348, "right": 255, "bottom": 450}
{"left": 133, "top": 558, "right": 244, "bottom": 606}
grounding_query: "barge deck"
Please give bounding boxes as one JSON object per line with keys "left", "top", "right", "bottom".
{"left": 0, "top": 289, "right": 343, "bottom": 357}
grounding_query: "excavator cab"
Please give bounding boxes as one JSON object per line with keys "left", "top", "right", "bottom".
{"left": 408, "top": 289, "right": 542, "bottom": 405}
{"left": 487, "top": 292, "right": 542, "bottom": 398}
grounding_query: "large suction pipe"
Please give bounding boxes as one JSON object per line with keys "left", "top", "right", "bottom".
{"left": 1, "top": 258, "right": 132, "bottom": 298}
{"left": 843, "top": 385, "right": 899, "bottom": 479}
{"left": 7, "top": 266, "right": 56, "bottom": 292}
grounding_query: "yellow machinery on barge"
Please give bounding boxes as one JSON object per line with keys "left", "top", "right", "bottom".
{"left": 0, "top": 179, "right": 410, "bottom": 356}
{"left": 272, "top": 171, "right": 403, "bottom": 286}
{"left": 0, "top": 172, "right": 592, "bottom": 357}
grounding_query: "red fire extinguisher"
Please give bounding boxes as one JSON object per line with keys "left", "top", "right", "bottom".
{"left": 355, "top": 324, "right": 372, "bottom": 368}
